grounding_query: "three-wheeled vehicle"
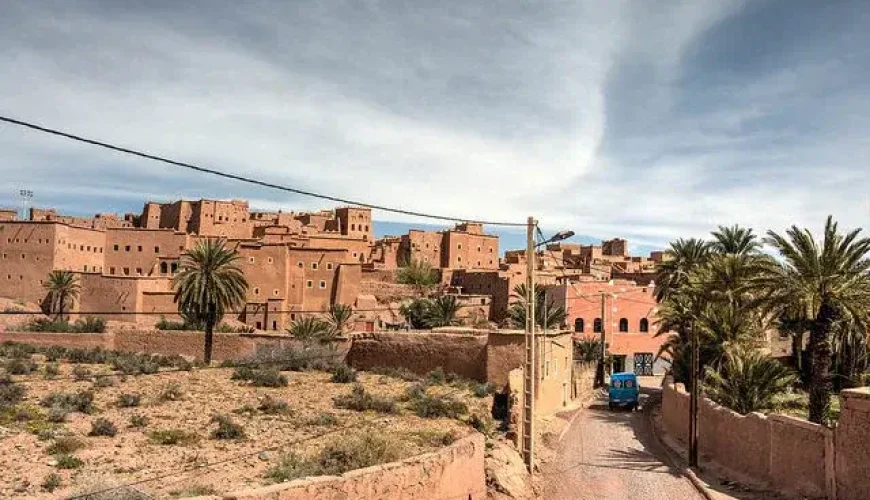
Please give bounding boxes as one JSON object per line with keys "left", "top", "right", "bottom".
{"left": 608, "top": 372, "right": 639, "bottom": 411}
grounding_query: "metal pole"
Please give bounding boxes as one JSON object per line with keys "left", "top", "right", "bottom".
{"left": 689, "top": 321, "right": 699, "bottom": 467}
{"left": 522, "top": 216, "right": 536, "bottom": 473}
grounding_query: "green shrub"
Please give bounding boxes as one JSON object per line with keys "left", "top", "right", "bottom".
{"left": 129, "top": 414, "right": 149, "bottom": 429}
{"left": 258, "top": 396, "right": 292, "bottom": 415}
{"left": 149, "top": 428, "right": 199, "bottom": 445}
{"left": 409, "top": 393, "right": 468, "bottom": 419}
{"left": 331, "top": 364, "right": 358, "bottom": 383}
{"left": 308, "top": 412, "right": 338, "bottom": 427}
{"left": 55, "top": 453, "right": 84, "bottom": 469}
{"left": 0, "top": 374, "right": 26, "bottom": 406}
{"left": 169, "top": 485, "right": 218, "bottom": 497}
{"left": 157, "top": 382, "right": 185, "bottom": 402}
{"left": 4, "top": 357, "right": 37, "bottom": 375}
{"left": 371, "top": 366, "right": 420, "bottom": 381}
{"left": 315, "top": 431, "right": 404, "bottom": 475}
{"left": 24, "top": 317, "right": 105, "bottom": 333}
{"left": 47, "top": 436, "right": 87, "bottom": 454}
{"left": 216, "top": 323, "right": 255, "bottom": 333}
{"left": 250, "top": 369, "right": 288, "bottom": 388}
{"left": 265, "top": 452, "right": 318, "bottom": 483}
{"left": 231, "top": 365, "right": 256, "bottom": 380}
{"left": 333, "top": 384, "right": 398, "bottom": 414}
{"left": 43, "top": 363, "right": 60, "bottom": 379}
{"left": 41, "top": 472, "right": 62, "bottom": 492}
{"left": 210, "top": 414, "right": 245, "bottom": 440}
{"left": 117, "top": 393, "right": 142, "bottom": 408}
{"left": 74, "top": 316, "right": 106, "bottom": 333}
{"left": 467, "top": 413, "right": 495, "bottom": 436}
{"left": 112, "top": 354, "right": 160, "bottom": 375}
{"left": 40, "top": 390, "right": 95, "bottom": 414}
{"left": 93, "top": 376, "right": 115, "bottom": 389}
{"left": 44, "top": 346, "right": 66, "bottom": 362}
{"left": 472, "top": 382, "right": 494, "bottom": 398}
{"left": 410, "top": 428, "right": 461, "bottom": 447}
{"left": 72, "top": 365, "right": 93, "bottom": 381}
{"left": 47, "top": 406, "right": 69, "bottom": 423}
{"left": 426, "top": 367, "right": 458, "bottom": 385}
{"left": 89, "top": 417, "right": 118, "bottom": 437}
{"left": 232, "top": 404, "right": 257, "bottom": 417}
{"left": 404, "top": 382, "right": 430, "bottom": 401}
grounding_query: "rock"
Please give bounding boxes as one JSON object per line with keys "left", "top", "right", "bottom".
{"left": 258, "top": 451, "right": 272, "bottom": 461}
{"left": 47, "top": 459, "right": 59, "bottom": 467}
{"left": 14, "top": 482, "right": 29, "bottom": 493}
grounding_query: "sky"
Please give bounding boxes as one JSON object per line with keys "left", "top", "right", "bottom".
{"left": 1, "top": 0, "right": 869, "bottom": 256}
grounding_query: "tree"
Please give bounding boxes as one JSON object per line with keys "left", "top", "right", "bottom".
{"left": 711, "top": 224, "right": 761, "bottom": 256}
{"left": 288, "top": 316, "right": 335, "bottom": 345}
{"left": 173, "top": 239, "right": 248, "bottom": 364}
{"left": 654, "top": 238, "right": 712, "bottom": 302}
{"left": 399, "top": 298, "right": 432, "bottom": 329}
{"left": 396, "top": 258, "right": 439, "bottom": 287}
{"left": 326, "top": 304, "right": 354, "bottom": 335}
{"left": 759, "top": 216, "right": 870, "bottom": 424}
{"left": 44, "top": 270, "right": 80, "bottom": 321}
{"left": 704, "top": 346, "right": 797, "bottom": 414}
{"left": 507, "top": 284, "right": 567, "bottom": 330}
{"left": 424, "top": 295, "right": 461, "bottom": 328}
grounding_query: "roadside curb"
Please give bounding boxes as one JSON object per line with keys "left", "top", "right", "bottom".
{"left": 644, "top": 397, "right": 716, "bottom": 500}
{"left": 558, "top": 387, "right": 606, "bottom": 443}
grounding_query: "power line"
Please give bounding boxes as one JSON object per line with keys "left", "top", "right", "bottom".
{"left": 0, "top": 115, "right": 526, "bottom": 227}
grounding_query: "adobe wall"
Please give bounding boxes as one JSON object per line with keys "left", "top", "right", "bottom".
{"left": 113, "top": 331, "right": 257, "bottom": 361}
{"left": 0, "top": 331, "right": 108, "bottom": 350}
{"left": 507, "top": 367, "right": 525, "bottom": 448}
{"left": 205, "top": 433, "right": 485, "bottom": 500}
{"left": 572, "top": 361, "right": 597, "bottom": 403}
{"left": 836, "top": 388, "right": 870, "bottom": 500}
{"left": 486, "top": 332, "right": 526, "bottom": 387}
{"left": 346, "top": 332, "right": 488, "bottom": 381}
{"left": 358, "top": 281, "right": 421, "bottom": 300}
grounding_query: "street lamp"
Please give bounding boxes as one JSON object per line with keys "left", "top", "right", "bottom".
{"left": 535, "top": 230, "right": 575, "bottom": 248}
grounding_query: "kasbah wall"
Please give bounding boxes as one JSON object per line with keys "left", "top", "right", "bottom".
{"left": 662, "top": 381, "right": 870, "bottom": 500}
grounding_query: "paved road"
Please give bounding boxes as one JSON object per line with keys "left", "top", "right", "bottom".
{"left": 541, "top": 391, "right": 704, "bottom": 500}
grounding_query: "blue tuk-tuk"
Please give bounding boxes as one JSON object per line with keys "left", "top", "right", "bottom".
{"left": 608, "top": 372, "right": 639, "bottom": 410}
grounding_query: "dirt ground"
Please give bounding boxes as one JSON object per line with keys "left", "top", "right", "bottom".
{"left": 0, "top": 352, "right": 490, "bottom": 499}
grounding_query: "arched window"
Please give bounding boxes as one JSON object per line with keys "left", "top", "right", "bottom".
{"left": 160, "top": 262, "right": 168, "bottom": 275}
{"left": 574, "top": 318, "right": 584, "bottom": 332}
{"left": 619, "top": 318, "right": 628, "bottom": 332}
{"left": 593, "top": 318, "right": 602, "bottom": 333}
{"left": 640, "top": 318, "right": 649, "bottom": 333}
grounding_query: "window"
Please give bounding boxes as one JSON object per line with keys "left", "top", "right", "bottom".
{"left": 290, "top": 314, "right": 296, "bottom": 320}
{"left": 352, "top": 252, "right": 358, "bottom": 258}
{"left": 477, "top": 246, "right": 481, "bottom": 252}
{"left": 351, "top": 224, "right": 356, "bottom": 231}
{"left": 256, "top": 321, "right": 262, "bottom": 330}
{"left": 80, "top": 245, "right": 84, "bottom": 250}
{"left": 306, "top": 280, "right": 313, "bottom": 288}
{"left": 123, "top": 268, "right": 130, "bottom": 276}
{"left": 160, "top": 262, "right": 168, "bottom": 274}
{"left": 155, "top": 246, "right": 160, "bottom": 253}
{"left": 83, "top": 265, "right": 87, "bottom": 272}
{"left": 311, "top": 262, "right": 318, "bottom": 270}
{"left": 365, "top": 225, "right": 369, "bottom": 231}
{"left": 639, "top": 318, "right": 649, "bottom": 333}
{"left": 298, "top": 261, "right": 304, "bottom": 268}
{"left": 457, "top": 256, "right": 462, "bottom": 263}
{"left": 110, "top": 267, "right": 115, "bottom": 275}
{"left": 253, "top": 287, "right": 259, "bottom": 295}
{"left": 326, "top": 262, "right": 333, "bottom": 270}
{"left": 425, "top": 243, "right": 429, "bottom": 249}
{"left": 574, "top": 318, "right": 585, "bottom": 332}
{"left": 137, "top": 245, "right": 142, "bottom": 252}
{"left": 86, "top": 246, "right": 91, "bottom": 251}
{"left": 593, "top": 318, "right": 602, "bottom": 333}
{"left": 458, "top": 244, "right": 462, "bottom": 250}
{"left": 319, "top": 280, "right": 326, "bottom": 289}
{"left": 125, "top": 245, "right": 131, "bottom": 252}
{"left": 20, "top": 253, "right": 24, "bottom": 259}
{"left": 619, "top": 318, "right": 628, "bottom": 332}
{"left": 114, "top": 244, "right": 119, "bottom": 251}
{"left": 273, "top": 289, "right": 279, "bottom": 296}
{"left": 170, "top": 262, "right": 178, "bottom": 274}
{"left": 268, "top": 257, "right": 273, "bottom": 264}
{"left": 272, "top": 321, "right": 277, "bottom": 330}
{"left": 136, "top": 268, "right": 143, "bottom": 276}
{"left": 249, "top": 257, "right": 255, "bottom": 263}
{"left": 477, "top": 261, "right": 481, "bottom": 267}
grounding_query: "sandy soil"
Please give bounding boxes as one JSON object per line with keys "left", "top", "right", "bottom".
{"left": 1, "top": 355, "right": 489, "bottom": 499}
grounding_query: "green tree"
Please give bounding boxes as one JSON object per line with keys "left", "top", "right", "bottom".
{"left": 399, "top": 298, "right": 432, "bottom": 329}
{"left": 288, "top": 316, "right": 335, "bottom": 345}
{"left": 653, "top": 238, "right": 712, "bottom": 302}
{"left": 704, "top": 346, "right": 797, "bottom": 414}
{"left": 326, "top": 304, "right": 354, "bottom": 336}
{"left": 173, "top": 239, "right": 248, "bottom": 364}
{"left": 396, "top": 258, "right": 439, "bottom": 287}
{"left": 44, "top": 270, "right": 80, "bottom": 321}
{"left": 507, "top": 284, "right": 567, "bottom": 330}
{"left": 424, "top": 295, "right": 461, "bottom": 328}
{"left": 759, "top": 216, "right": 870, "bottom": 424}
{"left": 711, "top": 224, "right": 761, "bottom": 256}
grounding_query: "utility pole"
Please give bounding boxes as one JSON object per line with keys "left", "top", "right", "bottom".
{"left": 595, "top": 293, "right": 606, "bottom": 387}
{"left": 522, "top": 216, "right": 536, "bottom": 473}
{"left": 689, "top": 321, "right": 699, "bottom": 467}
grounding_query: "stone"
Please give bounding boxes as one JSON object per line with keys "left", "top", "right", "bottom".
{"left": 47, "top": 459, "right": 58, "bottom": 467}
{"left": 258, "top": 451, "right": 272, "bottom": 461}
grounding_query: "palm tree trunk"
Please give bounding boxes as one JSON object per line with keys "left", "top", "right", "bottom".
{"left": 807, "top": 304, "right": 835, "bottom": 424}
{"left": 791, "top": 331, "right": 804, "bottom": 379}
{"left": 203, "top": 303, "right": 216, "bottom": 365}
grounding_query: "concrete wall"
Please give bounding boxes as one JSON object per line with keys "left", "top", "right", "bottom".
{"left": 347, "top": 332, "right": 488, "bottom": 381}
{"left": 836, "top": 388, "right": 870, "bottom": 500}
{"left": 198, "top": 433, "right": 485, "bottom": 500}
{"left": 662, "top": 382, "right": 836, "bottom": 499}
{"left": 572, "top": 361, "right": 597, "bottom": 403}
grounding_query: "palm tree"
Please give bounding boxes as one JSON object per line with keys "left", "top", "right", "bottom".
{"left": 424, "top": 295, "right": 461, "bottom": 328}
{"left": 288, "top": 316, "right": 334, "bottom": 345}
{"left": 396, "top": 258, "right": 439, "bottom": 287}
{"left": 507, "top": 284, "right": 567, "bottom": 330}
{"left": 44, "top": 270, "right": 80, "bottom": 321}
{"left": 654, "top": 238, "right": 712, "bottom": 301}
{"left": 173, "top": 239, "right": 248, "bottom": 364}
{"left": 704, "top": 346, "right": 797, "bottom": 414}
{"left": 326, "top": 303, "right": 354, "bottom": 335}
{"left": 711, "top": 224, "right": 761, "bottom": 255}
{"left": 399, "top": 298, "right": 432, "bottom": 329}
{"left": 759, "top": 216, "right": 870, "bottom": 424}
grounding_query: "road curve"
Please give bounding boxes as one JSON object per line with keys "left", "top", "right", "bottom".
{"left": 541, "top": 392, "right": 704, "bottom": 500}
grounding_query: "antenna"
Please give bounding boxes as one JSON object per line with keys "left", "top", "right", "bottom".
{"left": 18, "top": 189, "right": 33, "bottom": 220}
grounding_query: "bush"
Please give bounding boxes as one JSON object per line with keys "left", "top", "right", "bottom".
{"left": 75, "top": 316, "right": 106, "bottom": 333}
{"left": 23, "top": 317, "right": 105, "bottom": 333}
{"left": 258, "top": 396, "right": 292, "bottom": 415}
{"left": 129, "top": 414, "right": 149, "bottom": 429}
{"left": 410, "top": 428, "right": 461, "bottom": 447}
{"left": 248, "top": 345, "right": 340, "bottom": 372}
{"left": 55, "top": 453, "right": 84, "bottom": 469}
{"left": 210, "top": 414, "right": 245, "bottom": 440}
{"left": 331, "top": 364, "right": 358, "bottom": 383}
{"left": 471, "top": 382, "right": 494, "bottom": 398}
{"left": 426, "top": 367, "right": 458, "bottom": 385}
{"left": 333, "top": 384, "right": 398, "bottom": 414}
{"left": 231, "top": 365, "right": 256, "bottom": 381}
{"left": 4, "top": 357, "right": 37, "bottom": 375}
{"left": 112, "top": 354, "right": 160, "bottom": 375}
{"left": 89, "top": 417, "right": 118, "bottom": 437}
{"left": 250, "top": 369, "right": 288, "bottom": 388}
{"left": 93, "top": 376, "right": 115, "bottom": 389}
{"left": 0, "top": 374, "right": 26, "bottom": 406}
{"left": 68, "top": 482, "right": 150, "bottom": 500}
{"left": 404, "top": 381, "right": 430, "bottom": 401}
{"left": 308, "top": 412, "right": 338, "bottom": 427}
{"left": 266, "top": 452, "right": 318, "bottom": 483}
{"left": 47, "top": 436, "right": 87, "bottom": 454}
{"left": 40, "top": 390, "right": 95, "bottom": 414}
{"left": 72, "top": 365, "right": 93, "bottom": 381}
{"left": 42, "top": 472, "right": 62, "bottom": 492}
{"left": 467, "top": 413, "right": 495, "bottom": 436}
{"left": 149, "top": 428, "right": 199, "bottom": 446}
{"left": 216, "top": 323, "right": 255, "bottom": 333}
{"left": 47, "top": 406, "right": 69, "bottom": 423}
{"left": 157, "top": 382, "right": 185, "bottom": 402}
{"left": 409, "top": 393, "right": 468, "bottom": 419}
{"left": 117, "top": 393, "right": 142, "bottom": 408}
{"left": 154, "top": 316, "right": 198, "bottom": 331}
{"left": 370, "top": 366, "right": 420, "bottom": 381}
{"left": 44, "top": 346, "right": 66, "bottom": 362}
{"left": 43, "top": 363, "right": 60, "bottom": 379}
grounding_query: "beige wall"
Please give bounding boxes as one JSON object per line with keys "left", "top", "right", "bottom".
{"left": 836, "top": 388, "right": 870, "bottom": 500}
{"left": 104, "top": 228, "right": 189, "bottom": 277}
{"left": 347, "top": 332, "right": 488, "bottom": 381}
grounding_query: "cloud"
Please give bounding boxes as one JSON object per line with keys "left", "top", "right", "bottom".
{"left": 0, "top": 0, "right": 867, "bottom": 252}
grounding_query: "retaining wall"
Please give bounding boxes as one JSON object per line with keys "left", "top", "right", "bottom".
{"left": 193, "top": 433, "right": 486, "bottom": 500}
{"left": 835, "top": 389, "right": 870, "bottom": 500}
{"left": 346, "top": 332, "right": 488, "bottom": 381}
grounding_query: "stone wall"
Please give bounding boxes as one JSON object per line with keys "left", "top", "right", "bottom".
{"left": 192, "top": 434, "right": 486, "bottom": 500}
{"left": 835, "top": 388, "right": 870, "bottom": 500}
{"left": 113, "top": 331, "right": 258, "bottom": 361}
{"left": 358, "top": 281, "right": 422, "bottom": 301}
{"left": 661, "top": 382, "right": 840, "bottom": 499}
{"left": 347, "top": 332, "right": 488, "bottom": 381}
{"left": 0, "top": 331, "right": 108, "bottom": 350}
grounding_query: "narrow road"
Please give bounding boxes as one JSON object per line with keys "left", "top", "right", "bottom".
{"left": 541, "top": 391, "right": 703, "bottom": 500}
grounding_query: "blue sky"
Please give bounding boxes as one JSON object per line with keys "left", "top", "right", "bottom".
{"left": 1, "top": 0, "right": 868, "bottom": 257}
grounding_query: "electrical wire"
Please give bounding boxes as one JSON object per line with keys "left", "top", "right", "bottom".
{"left": 0, "top": 115, "right": 526, "bottom": 227}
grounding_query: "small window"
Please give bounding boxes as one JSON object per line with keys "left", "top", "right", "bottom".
{"left": 593, "top": 318, "right": 602, "bottom": 333}
{"left": 365, "top": 225, "right": 369, "bottom": 231}
{"left": 86, "top": 246, "right": 91, "bottom": 251}
{"left": 297, "top": 261, "right": 304, "bottom": 268}
{"left": 272, "top": 320, "right": 277, "bottom": 330}
{"left": 256, "top": 321, "right": 262, "bottom": 329}
{"left": 123, "top": 267, "right": 130, "bottom": 276}
{"left": 268, "top": 257, "right": 273, "bottom": 264}
{"left": 136, "top": 268, "right": 143, "bottom": 275}
{"left": 155, "top": 246, "right": 160, "bottom": 253}
{"left": 311, "top": 262, "right": 318, "bottom": 270}
{"left": 306, "top": 280, "right": 313, "bottom": 288}
{"left": 20, "top": 253, "right": 25, "bottom": 259}
{"left": 137, "top": 245, "right": 142, "bottom": 252}
{"left": 326, "top": 262, "right": 333, "bottom": 270}
{"left": 319, "top": 280, "right": 326, "bottom": 289}
{"left": 83, "top": 265, "right": 87, "bottom": 272}
{"left": 160, "top": 262, "right": 168, "bottom": 274}
{"left": 114, "top": 244, "right": 119, "bottom": 251}
{"left": 351, "top": 224, "right": 356, "bottom": 231}
{"left": 125, "top": 245, "right": 131, "bottom": 252}
{"left": 80, "top": 245, "right": 84, "bottom": 251}
{"left": 639, "top": 318, "right": 649, "bottom": 333}
{"left": 477, "top": 261, "right": 481, "bottom": 267}
{"left": 458, "top": 256, "right": 462, "bottom": 263}
{"left": 249, "top": 257, "right": 255, "bottom": 263}
{"left": 574, "top": 318, "right": 585, "bottom": 332}
{"left": 290, "top": 314, "right": 296, "bottom": 320}
{"left": 273, "top": 289, "right": 279, "bottom": 296}
{"left": 352, "top": 252, "right": 358, "bottom": 258}
{"left": 253, "top": 287, "right": 259, "bottom": 295}
{"left": 458, "top": 244, "right": 462, "bottom": 250}
{"left": 170, "top": 262, "right": 178, "bottom": 274}
{"left": 619, "top": 318, "right": 628, "bottom": 332}
{"left": 110, "top": 267, "right": 116, "bottom": 275}
{"left": 477, "top": 246, "right": 481, "bottom": 252}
